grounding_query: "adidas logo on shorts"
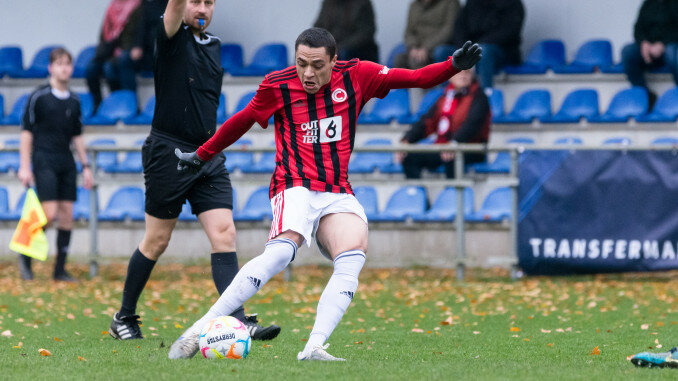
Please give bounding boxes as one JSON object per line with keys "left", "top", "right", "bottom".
{"left": 340, "top": 291, "right": 354, "bottom": 300}
{"left": 248, "top": 276, "right": 262, "bottom": 289}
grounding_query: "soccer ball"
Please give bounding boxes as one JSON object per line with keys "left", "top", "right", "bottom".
{"left": 198, "top": 316, "right": 251, "bottom": 359}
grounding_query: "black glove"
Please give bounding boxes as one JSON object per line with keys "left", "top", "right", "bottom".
{"left": 452, "top": 41, "right": 483, "bottom": 71}
{"left": 175, "top": 148, "right": 205, "bottom": 173}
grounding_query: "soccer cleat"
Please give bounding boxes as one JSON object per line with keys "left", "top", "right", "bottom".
{"left": 168, "top": 323, "right": 201, "bottom": 359}
{"left": 109, "top": 313, "right": 143, "bottom": 340}
{"left": 630, "top": 347, "right": 678, "bottom": 368}
{"left": 297, "top": 343, "right": 345, "bottom": 361}
{"left": 53, "top": 271, "right": 77, "bottom": 282}
{"left": 243, "top": 314, "right": 281, "bottom": 341}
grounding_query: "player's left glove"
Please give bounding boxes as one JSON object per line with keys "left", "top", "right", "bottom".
{"left": 175, "top": 148, "right": 205, "bottom": 173}
{"left": 451, "top": 41, "right": 483, "bottom": 71}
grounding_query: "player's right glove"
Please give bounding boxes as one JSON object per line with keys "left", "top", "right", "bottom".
{"left": 175, "top": 148, "right": 205, "bottom": 173}
{"left": 451, "top": 41, "right": 483, "bottom": 71}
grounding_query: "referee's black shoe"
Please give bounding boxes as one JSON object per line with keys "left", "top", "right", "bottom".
{"left": 109, "top": 313, "right": 143, "bottom": 340}
{"left": 243, "top": 314, "right": 281, "bottom": 341}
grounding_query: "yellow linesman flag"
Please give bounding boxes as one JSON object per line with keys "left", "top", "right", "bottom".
{"left": 9, "top": 188, "right": 48, "bottom": 261}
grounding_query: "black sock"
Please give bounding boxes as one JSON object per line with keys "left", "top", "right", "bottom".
{"left": 211, "top": 252, "right": 246, "bottom": 321}
{"left": 54, "top": 229, "right": 71, "bottom": 276}
{"left": 19, "top": 254, "right": 32, "bottom": 270}
{"left": 119, "top": 248, "right": 156, "bottom": 317}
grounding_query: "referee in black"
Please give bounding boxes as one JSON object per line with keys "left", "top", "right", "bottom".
{"left": 18, "top": 48, "right": 94, "bottom": 281}
{"left": 109, "top": 0, "right": 280, "bottom": 341}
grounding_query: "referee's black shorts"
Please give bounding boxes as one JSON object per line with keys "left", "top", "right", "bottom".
{"left": 142, "top": 132, "right": 233, "bottom": 219}
{"left": 33, "top": 152, "right": 77, "bottom": 202}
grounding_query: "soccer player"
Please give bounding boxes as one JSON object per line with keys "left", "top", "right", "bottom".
{"left": 108, "top": 0, "right": 280, "bottom": 341}
{"left": 169, "top": 28, "right": 481, "bottom": 360}
{"left": 18, "top": 48, "right": 94, "bottom": 282}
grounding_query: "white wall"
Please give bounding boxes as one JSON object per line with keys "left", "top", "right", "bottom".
{"left": 0, "top": 0, "right": 644, "bottom": 66}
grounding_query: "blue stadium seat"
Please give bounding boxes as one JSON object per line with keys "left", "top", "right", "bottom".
{"left": 78, "top": 92, "right": 95, "bottom": 120}
{"left": 412, "top": 187, "right": 474, "bottom": 222}
{"left": 217, "top": 93, "right": 228, "bottom": 124}
{"left": 124, "top": 96, "right": 155, "bottom": 124}
{"left": 72, "top": 45, "right": 96, "bottom": 78}
{"left": 225, "top": 139, "right": 255, "bottom": 172}
{"left": 349, "top": 138, "right": 401, "bottom": 173}
{"left": 0, "top": 139, "right": 20, "bottom": 173}
{"left": 99, "top": 186, "right": 145, "bottom": 221}
{"left": 231, "top": 91, "right": 256, "bottom": 116}
{"left": 588, "top": 87, "right": 648, "bottom": 123}
{"left": 229, "top": 43, "right": 287, "bottom": 76}
{"left": 602, "top": 137, "right": 632, "bottom": 145}
{"left": 466, "top": 187, "right": 512, "bottom": 222}
{"left": 0, "top": 46, "right": 23, "bottom": 77}
{"left": 372, "top": 186, "right": 427, "bottom": 222}
{"left": 651, "top": 137, "right": 678, "bottom": 145}
{"left": 552, "top": 40, "right": 613, "bottom": 74}
{"left": 221, "top": 43, "right": 244, "bottom": 74}
{"left": 398, "top": 87, "right": 444, "bottom": 124}
{"left": 235, "top": 186, "right": 272, "bottom": 221}
{"left": 111, "top": 139, "right": 144, "bottom": 173}
{"left": 493, "top": 89, "right": 551, "bottom": 123}
{"left": 488, "top": 88, "right": 504, "bottom": 120}
{"left": 541, "top": 89, "right": 599, "bottom": 123}
{"left": 241, "top": 141, "right": 276, "bottom": 174}
{"left": 88, "top": 138, "right": 118, "bottom": 172}
{"left": 73, "top": 187, "right": 96, "bottom": 220}
{"left": 358, "top": 89, "right": 410, "bottom": 124}
{"left": 0, "top": 93, "right": 4, "bottom": 120}
{"left": 353, "top": 186, "right": 379, "bottom": 220}
{"left": 1, "top": 93, "right": 29, "bottom": 125}
{"left": 386, "top": 42, "right": 406, "bottom": 68}
{"left": 636, "top": 88, "right": 678, "bottom": 122}
{"left": 0, "top": 186, "right": 13, "bottom": 220}
{"left": 178, "top": 201, "right": 198, "bottom": 221}
{"left": 504, "top": 40, "right": 566, "bottom": 74}
{"left": 553, "top": 136, "right": 583, "bottom": 145}
{"left": 471, "top": 137, "right": 534, "bottom": 174}
{"left": 85, "top": 90, "right": 137, "bottom": 125}
{"left": 2, "top": 189, "right": 27, "bottom": 220}
{"left": 9, "top": 45, "right": 62, "bottom": 78}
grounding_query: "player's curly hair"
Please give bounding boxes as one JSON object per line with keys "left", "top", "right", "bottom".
{"left": 295, "top": 27, "right": 337, "bottom": 58}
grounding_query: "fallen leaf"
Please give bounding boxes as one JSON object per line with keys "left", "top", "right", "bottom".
{"left": 473, "top": 331, "right": 480, "bottom": 335}
{"left": 1, "top": 330, "right": 12, "bottom": 337}
{"left": 39, "top": 348, "right": 52, "bottom": 356}
{"left": 174, "top": 323, "right": 183, "bottom": 329}
{"left": 411, "top": 328, "right": 424, "bottom": 333}
{"left": 77, "top": 356, "right": 87, "bottom": 361}
{"left": 590, "top": 346, "right": 601, "bottom": 355}
{"left": 547, "top": 343, "right": 554, "bottom": 347}
{"left": 510, "top": 327, "right": 521, "bottom": 332}
{"left": 101, "top": 331, "right": 109, "bottom": 335}
{"left": 54, "top": 337, "right": 62, "bottom": 342}
{"left": 541, "top": 329, "right": 551, "bottom": 333}
{"left": 66, "top": 314, "right": 75, "bottom": 320}
{"left": 641, "top": 324, "right": 649, "bottom": 330}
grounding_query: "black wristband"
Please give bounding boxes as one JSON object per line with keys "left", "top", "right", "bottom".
{"left": 82, "top": 163, "right": 91, "bottom": 169}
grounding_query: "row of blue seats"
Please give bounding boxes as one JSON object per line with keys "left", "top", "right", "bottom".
{"left": 0, "top": 185, "right": 512, "bottom": 223}
{"left": 0, "top": 43, "right": 289, "bottom": 78}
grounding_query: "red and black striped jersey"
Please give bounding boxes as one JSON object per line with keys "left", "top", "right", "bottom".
{"left": 249, "top": 59, "right": 392, "bottom": 198}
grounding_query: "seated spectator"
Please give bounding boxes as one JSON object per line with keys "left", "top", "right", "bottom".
{"left": 451, "top": 0, "right": 524, "bottom": 89}
{"left": 398, "top": 69, "right": 490, "bottom": 179}
{"left": 394, "top": 0, "right": 460, "bottom": 69}
{"left": 314, "top": 0, "right": 379, "bottom": 61}
{"left": 86, "top": 0, "right": 143, "bottom": 111}
{"left": 622, "top": 0, "right": 678, "bottom": 107}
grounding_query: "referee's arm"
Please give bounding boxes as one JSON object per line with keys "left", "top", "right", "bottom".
{"left": 163, "top": 0, "right": 187, "bottom": 38}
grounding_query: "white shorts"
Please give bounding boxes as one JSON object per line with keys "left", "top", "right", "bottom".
{"left": 269, "top": 187, "right": 368, "bottom": 259}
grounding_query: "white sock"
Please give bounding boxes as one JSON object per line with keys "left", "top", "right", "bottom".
{"left": 304, "top": 250, "right": 365, "bottom": 352}
{"left": 193, "top": 238, "right": 297, "bottom": 330}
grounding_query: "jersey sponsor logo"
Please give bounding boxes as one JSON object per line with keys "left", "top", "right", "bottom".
{"left": 331, "top": 88, "right": 347, "bottom": 103}
{"left": 379, "top": 66, "right": 390, "bottom": 75}
{"left": 300, "top": 116, "right": 342, "bottom": 144}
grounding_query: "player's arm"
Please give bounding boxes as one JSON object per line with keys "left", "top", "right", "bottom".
{"left": 72, "top": 135, "right": 94, "bottom": 189}
{"left": 385, "top": 41, "right": 482, "bottom": 90}
{"left": 175, "top": 107, "right": 257, "bottom": 172}
{"left": 164, "top": 0, "right": 187, "bottom": 38}
{"left": 17, "top": 131, "right": 33, "bottom": 187}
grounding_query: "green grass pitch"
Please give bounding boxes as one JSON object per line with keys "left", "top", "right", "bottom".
{"left": 1, "top": 260, "right": 677, "bottom": 380}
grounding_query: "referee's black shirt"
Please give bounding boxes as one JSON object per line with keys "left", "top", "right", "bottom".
{"left": 152, "top": 20, "right": 223, "bottom": 147}
{"left": 22, "top": 84, "right": 83, "bottom": 155}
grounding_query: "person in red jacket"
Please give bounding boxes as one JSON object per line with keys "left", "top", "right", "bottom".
{"left": 398, "top": 68, "right": 490, "bottom": 179}
{"left": 169, "top": 27, "right": 481, "bottom": 361}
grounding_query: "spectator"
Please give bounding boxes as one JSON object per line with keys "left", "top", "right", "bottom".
{"left": 452, "top": 0, "right": 524, "bottom": 89}
{"left": 622, "top": 0, "right": 678, "bottom": 107}
{"left": 398, "top": 69, "right": 490, "bottom": 179}
{"left": 314, "top": 0, "right": 379, "bottom": 61}
{"left": 394, "top": 0, "right": 460, "bottom": 69}
{"left": 86, "top": 0, "right": 144, "bottom": 111}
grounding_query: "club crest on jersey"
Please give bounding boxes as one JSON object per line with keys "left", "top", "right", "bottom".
{"left": 332, "top": 88, "right": 347, "bottom": 103}
{"left": 300, "top": 116, "right": 342, "bottom": 144}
